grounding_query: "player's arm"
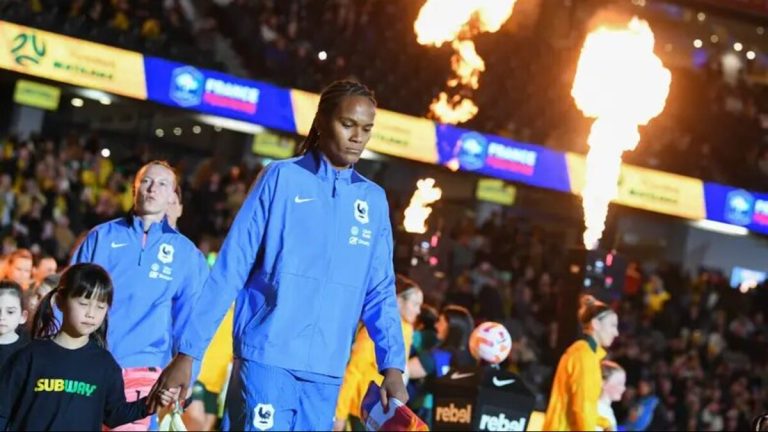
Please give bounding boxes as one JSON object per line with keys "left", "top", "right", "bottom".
{"left": 69, "top": 229, "right": 98, "bottom": 264}
{"left": 177, "top": 164, "right": 279, "bottom": 360}
{"left": 360, "top": 203, "right": 405, "bottom": 374}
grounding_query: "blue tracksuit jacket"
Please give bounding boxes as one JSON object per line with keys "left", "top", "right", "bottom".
{"left": 71, "top": 216, "right": 209, "bottom": 369}
{"left": 178, "top": 150, "right": 405, "bottom": 378}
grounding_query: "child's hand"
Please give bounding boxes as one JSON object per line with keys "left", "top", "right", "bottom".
{"left": 157, "top": 387, "right": 180, "bottom": 407}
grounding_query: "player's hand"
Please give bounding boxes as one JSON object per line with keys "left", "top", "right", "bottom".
{"left": 148, "top": 354, "right": 193, "bottom": 412}
{"left": 159, "top": 387, "right": 180, "bottom": 406}
{"left": 379, "top": 368, "right": 408, "bottom": 413}
{"left": 332, "top": 418, "right": 346, "bottom": 431}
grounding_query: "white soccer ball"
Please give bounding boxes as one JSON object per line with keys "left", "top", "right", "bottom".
{"left": 469, "top": 321, "right": 512, "bottom": 364}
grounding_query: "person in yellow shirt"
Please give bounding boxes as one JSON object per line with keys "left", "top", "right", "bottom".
{"left": 644, "top": 275, "right": 670, "bottom": 317}
{"left": 183, "top": 306, "right": 234, "bottom": 431}
{"left": 332, "top": 275, "right": 423, "bottom": 431}
{"left": 543, "top": 295, "right": 619, "bottom": 431}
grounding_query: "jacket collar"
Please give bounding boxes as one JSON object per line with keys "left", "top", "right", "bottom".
{"left": 129, "top": 213, "right": 176, "bottom": 234}
{"left": 294, "top": 149, "right": 366, "bottom": 184}
{"left": 583, "top": 334, "right": 607, "bottom": 360}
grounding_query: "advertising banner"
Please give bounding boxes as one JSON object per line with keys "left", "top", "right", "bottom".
{"left": 252, "top": 131, "right": 297, "bottom": 159}
{"left": 290, "top": 89, "right": 439, "bottom": 163}
{"left": 0, "top": 20, "right": 146, "bottom": 99}
{"left": 432, "top": 366, "right": 535, "bottom": 432}
{"left": 144, "top": 56, "right": 295, "bottom": 132}
{"left": 704, "top": 183, "right": 768, "bottom": 235}
{"left": 435, "top": 124, "right": 572, "bottom": 193}
{"left": 13, "top": 79, "right": 60, "bottom": 110}
{"left": 476, "top": 178, "right": 516, "bottom": 206}
{"left": 566, "top": 153, "right": 707, "bottom": 220}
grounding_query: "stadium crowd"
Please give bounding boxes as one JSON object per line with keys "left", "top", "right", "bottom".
{"left": 1, "top": 132, "right": 766, "bottom": 431}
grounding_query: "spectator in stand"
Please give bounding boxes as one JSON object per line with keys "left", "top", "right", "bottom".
{"left": 621, "top": 377, "right": 660, "bottom": 431}
{"left": 1, "top": 249, "right": 33, "bottom": 291}
{"left": 25, "top": 274, "right": 59, "bottom": 331}
{"left": 166, "top": 186, "right": 183, "bottom": 230}
{"left": 32, "top": 255, "right": 57, "bottom": 285}
{"left": 407, "top": 305, "right": 475, "bottom": 427}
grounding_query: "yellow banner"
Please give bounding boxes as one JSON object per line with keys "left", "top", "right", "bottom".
{"left": 566, "top": 152, "right": 706, "bottom": 220}
{"left": 290, "top": 89, "right": 438, "bottom": 164}
{"left": 14, "top": 79, "right": 60, "bottom": 110}
{"left": 0, "top": 21, "right": 146, "bottom": 99}
{"left": 252, "top": 131, "right": 296, "bottom": 159}
{"left": 476, "top": 178, "right": 516, "bottom": 206}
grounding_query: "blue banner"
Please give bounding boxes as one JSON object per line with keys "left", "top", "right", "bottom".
{"left": 144, "top": 57, "right": 296, "bottom": 132}
{"left": 435, "top": 124, "right": 572, "bottom": 193}
{"left": 704, "top": 183, "right": 768, "bottom": 234}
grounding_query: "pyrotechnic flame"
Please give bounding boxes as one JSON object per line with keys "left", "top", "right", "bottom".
{"left": 447, "top": 40, "right": 485, "bottom": 89}
{"left": 404, "top": 178, "right": 443, "bottom": 234}
{"left": 415, "top": 0, "right": 517, "bottom": 124}
{"left": 572, "top": 17, "right": 671, "bottom": 249}
{"left": 430, "top": 92, "right": 479, "bottom": 125}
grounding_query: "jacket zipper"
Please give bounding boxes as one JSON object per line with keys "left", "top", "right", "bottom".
{"left": 309, "top": 171, "right": 342, "bottom": 367}
{"left": 139, "top": 230, "right": 147, "bottom": 265}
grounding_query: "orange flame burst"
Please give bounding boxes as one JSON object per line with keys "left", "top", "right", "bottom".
{"left": 572, "top": 17, "right": 671, "bottom": 249}
{"left": 415, "top": 0, "right": 517, "bottom": 124}
{"left": 403, "top": 178, "right": 443, "bottom": 234}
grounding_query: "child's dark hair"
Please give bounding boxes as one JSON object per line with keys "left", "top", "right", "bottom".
{"left": 417, "top": 304, "right": 439, "bottom": 330}
{"left": 578, "top": 294, "right": 614, "bottom": 328}
{"left": 0, "top": 279, "right": 23, "bottom": 306}
{"left": 440, "top": 304, "right": 475, "bottom": 351}
{"left": 32, "top": 263, "right": 114, "bottom": 348}
{"left": 35, "top": 274, "right": 61, "bottom": 294}
{"left": 296, "top": 80, "right": 376, "bottom": 155}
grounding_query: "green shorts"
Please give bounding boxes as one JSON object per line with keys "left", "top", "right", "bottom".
{"left": 190, "top": 381, "right": 219, "bottom": 415}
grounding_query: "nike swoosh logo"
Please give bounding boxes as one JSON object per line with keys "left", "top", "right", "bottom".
{"left": 294, "top": 196, "right": 315, "bottom": 203}
{"left": 450, "top": 372, "right": 475, "bottom": 380}
{"left": 111, "top": 242, "right": 128, "bottom": 248}
{"left": 492, "top": 377, "right": 515, "bottom": 386}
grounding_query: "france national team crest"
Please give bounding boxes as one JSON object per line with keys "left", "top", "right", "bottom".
{"left": 157, "top": 243, "right": 175, "bottom": 264}
{"left": 169, "top": 66, "right": 204, "bottom": 107}
{"left": 725, "top": 189, "right": 754, "bottom": 226}
{"left": 456, "top": 131, "right": 488, "bottom": 171}
{"left": 354, "top": 199, "right": 369, "bottom": 224}
{"left": 253, "top": 404, "right": 275, "bottom": 430}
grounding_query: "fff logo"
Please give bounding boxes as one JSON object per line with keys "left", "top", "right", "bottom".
{"left": 11, "top": 32, "right": 46, "bottom": 66}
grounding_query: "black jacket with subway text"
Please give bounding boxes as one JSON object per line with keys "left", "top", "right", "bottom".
{"left": 0, "top": 339, "right": 149, "bottom": 431}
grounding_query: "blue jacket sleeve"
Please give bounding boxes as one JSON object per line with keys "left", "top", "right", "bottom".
{"left": 172, "top": 249, "right": 209, "bottom": 379}
{"left": 70, "top": 229, "right": 98, "bottom": 264}
{"left": 177, "top": 165, "right": 278, "bottom": 360}
{"left": 360, "top": 200, "right": 406, "bottom": 373}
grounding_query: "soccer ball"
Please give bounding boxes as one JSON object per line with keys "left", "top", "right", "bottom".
{"left": 469, "top": 321, "right": 512, "bottom": 364}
